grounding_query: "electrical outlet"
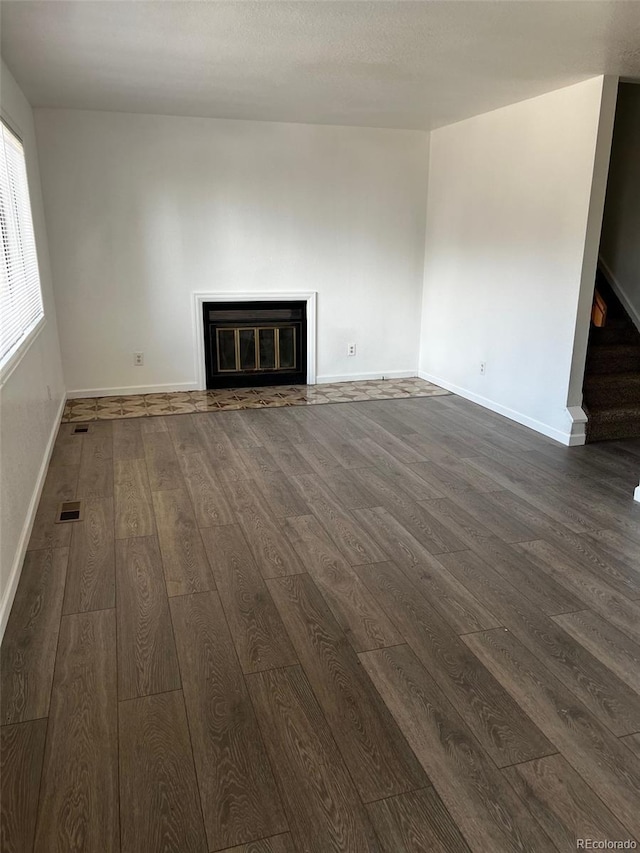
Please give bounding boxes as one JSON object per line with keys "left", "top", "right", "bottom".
{"left": 347, "top": 343, "right": 356, "bottom": 357}
{"left": 134, "top": 352, "right": 144, "bottom": 367}
{"left": 480, "top": 361, "right": 486, "bottom": 375}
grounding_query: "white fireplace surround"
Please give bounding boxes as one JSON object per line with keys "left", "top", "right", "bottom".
{"left": 192, "top": 291, "right": 317, "bottom": 390}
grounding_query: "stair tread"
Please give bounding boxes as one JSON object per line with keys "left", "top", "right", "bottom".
{"left": 585, "top": 403, "right": 640, "bottom": 420}
{"left": 584, "top": 371, "right": 640, "bottom": 386}
{"left": 606, "top": 317, "right": 635, "bottom": 327}
{"left": 588, "top": 343, "right": 640, "bottom": 355}
{"left": 590, "top": 328, "right": 640, "bottom": 345}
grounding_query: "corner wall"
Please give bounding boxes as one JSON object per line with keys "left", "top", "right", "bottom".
{"left": 0, "top": 61, "right": 66, "bottom": 636}
{"left": 419, "top": 77, "right": 612, "bottom": 445}
{"left": 34, "top": 109, "right": 430, "bottom": 394}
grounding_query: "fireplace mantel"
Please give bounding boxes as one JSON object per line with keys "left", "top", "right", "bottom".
{"left": 192, "top": 291, "right": 317, "bottom": 390}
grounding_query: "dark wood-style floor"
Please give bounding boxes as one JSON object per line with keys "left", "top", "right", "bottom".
{"left": 2, "top": 394, "right": 640, "bottom": 853}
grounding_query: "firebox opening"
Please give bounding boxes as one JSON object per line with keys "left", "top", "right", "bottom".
{"left": 203, "top": 300, "right": 307, "bottom": 388}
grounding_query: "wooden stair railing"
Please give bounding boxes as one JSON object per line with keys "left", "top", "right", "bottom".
{"left": 591, "top": 288, "right": 607, "bottom": 327}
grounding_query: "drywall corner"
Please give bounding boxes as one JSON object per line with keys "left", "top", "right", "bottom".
{"left": 566, "top": 75, "right": 619, "bottom": 410}
{"left": 416, "top": 130, "right": 431, "bottom": 357}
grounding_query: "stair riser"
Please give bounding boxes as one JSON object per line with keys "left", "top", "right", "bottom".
{"left": 586, "top": 354, "right": 640, "bottom": 374}
{"left": 591, "top": 328, "right": 640, "bottom": 346}
{"left": 584, "top": 387, "right": 640, "bottom": 406}
{"left": 586, "top": 419, "right": 640, "bottom": 442}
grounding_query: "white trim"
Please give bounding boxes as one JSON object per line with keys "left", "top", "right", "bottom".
{"left": 0, "top": 106, "right": 24, "bottom": 144}
{"left": 418, "top": 371, "right": 585, "bottom": 446}
{"left": 0, "top": 315, "right": 46, "bottom": 388}
{"left": 192, "top": 291, "right": 317, "bottom": 389}
{"left": 634, "top": 483, "right": 640, "bottom": 503}
{"left": 68, "top": 381, "right": 197, "bottom": 399}
{"left": 0, "top": 393, "right": 66, "bottom": 641}
{"left": 598, "top": 255, "right": 640, "bottom": 332}
{"left": 565, "top": 405, "right": 588, "bottom": 445}
{"left": 317, "top": 370, "right": 417, "bottom": 384}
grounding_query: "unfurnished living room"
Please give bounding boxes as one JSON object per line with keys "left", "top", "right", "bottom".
{"left": 2, "top": 1, "right": 640, "bottom": 851}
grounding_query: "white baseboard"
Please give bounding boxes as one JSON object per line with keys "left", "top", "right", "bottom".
{"left": 0, "top": 394, "right": 67, "bottom": 641}
{"left": 316, "top": 371, "right": 417, "bottom": 384}
{"left": 418, "top": 371, "right": 585, "bottom": 446}
{"left": 68, "top": 381, "right": 199, "bottom": 399}
{"left": 598, "top": 255, "right": 640, "bottom": 333}
{"left": 634, "top": 483, "right": 640, "bottom": 503}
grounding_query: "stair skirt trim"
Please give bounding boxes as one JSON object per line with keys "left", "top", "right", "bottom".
{"left": 566, "top": 406, "right": 588, "bottom": 445}
{"left": 418, "top": 372, "right": 586, "bottom": 446}
{"left": 598, "top": 255, "right": 640, "bottom": 334}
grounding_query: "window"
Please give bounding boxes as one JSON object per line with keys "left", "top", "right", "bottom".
{"left": 0, "top": 119, "right": 44, "bottom": 370}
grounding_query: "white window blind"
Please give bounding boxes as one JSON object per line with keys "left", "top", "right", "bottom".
{"left": 0, "top": 119, "right": 44, "bottom": 367}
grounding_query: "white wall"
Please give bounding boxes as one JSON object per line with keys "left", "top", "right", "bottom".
{"left": 34, "top": 109, "right": 430, "bottom": 394}
{"left": 600, "top": 83, "right": 640, "bottom": 329}
{"left": 419, "top": 77, "right": 612, "bottom": 445}
{"left": 0, "top": 62, "right": 66, "bottom": 635}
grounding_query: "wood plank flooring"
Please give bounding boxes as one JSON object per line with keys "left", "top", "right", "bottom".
{"left": 2, "top": 394, "right": 640, "bottom": 852}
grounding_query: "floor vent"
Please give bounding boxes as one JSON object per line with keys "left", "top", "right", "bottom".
{"left": 72, "top": 424, "right": 90, "bottom": 434}
{"left": 56, "top": 501, "right": 83, "bottom": 523}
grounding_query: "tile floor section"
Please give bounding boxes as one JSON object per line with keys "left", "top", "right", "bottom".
{"left": 62, "top": 377, "right": 449, "bottom": 422}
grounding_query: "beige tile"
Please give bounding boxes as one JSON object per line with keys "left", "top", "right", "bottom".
{"left": 95, "top": 408, "right": 125, "bottom": 419}
{"left": 69, "top": 403, "right": 97, "bottom": 412}
{"left": 67, "top": 397, "right": 97, "bottom": 409}
{"left": 119, "top": 408, "right": 148, "bottom": 419}
{"left": 194, "top": 400, "right": 221, "bottom": 412}
{"left": 145, "top": 403, "right": 174, "bottom": 416}
{"left": 258, "top": 398, "right": 290, "bottom": 407}
{"left": 67, "top": 409, "right": 98, "bottom": 422}
{"left": 224, "top": 400, "right": 258, "bottom": 409}
{"left": 96, "top": 396, "right": 124, "bottom": 407}
{"left": 208, "top": 391, "right": 239, "bottom": 402}
{"left": 55, "top": 378, "right": 449, "bottom": 425}
{"left": 143, "top": 393, "right": 171, "bottom": 404}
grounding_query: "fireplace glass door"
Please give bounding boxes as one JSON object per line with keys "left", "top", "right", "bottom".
{"left": 203, "top": 301, "right": 306, "bottom": 388}
{"left": 216, "top": 326, "right": 297, "bottom": 373}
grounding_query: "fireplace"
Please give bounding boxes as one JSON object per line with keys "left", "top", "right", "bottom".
{"left": 202, "top": 300, "right": 307, "bottom": 388}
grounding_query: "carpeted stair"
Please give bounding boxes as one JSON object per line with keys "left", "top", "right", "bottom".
{"left": 583, "top": 272, "right": 640, "bottom": 442}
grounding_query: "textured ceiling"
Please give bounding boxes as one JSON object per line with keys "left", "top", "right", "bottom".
{"left": 2, "top": 1, "right": 640, "bottom": 130}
